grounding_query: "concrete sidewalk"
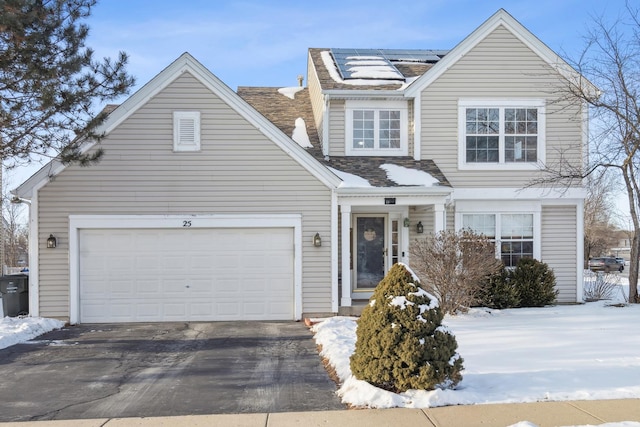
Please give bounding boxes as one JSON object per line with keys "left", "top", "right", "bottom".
{"left": 1, "top": 400, "right": 639, "bottom": 427}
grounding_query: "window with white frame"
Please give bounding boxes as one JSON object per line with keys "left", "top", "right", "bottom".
{"left": 462, "top": 213, "right": 534, "bottom": 267}
{"left": 173, "top": 111, "right": 201, "bottom": 152}
{"left": 345, "top": 100, "right": 408, "bottom": 155}
{"left": 459, "top": 100, "right": 545, "bottom": 168}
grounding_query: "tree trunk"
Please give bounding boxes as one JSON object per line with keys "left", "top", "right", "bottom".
{"left": 629, "top": 232, "right": 639, "bottom": 303}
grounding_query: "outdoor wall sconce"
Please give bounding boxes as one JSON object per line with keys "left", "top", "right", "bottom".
{"left": 46, "top": 234, "right": 57, "bottom": 249}
{"left": 416, "top": 222, "right": 424, "bottom": 234}
{"left": 313, "top": 233, "right": 322, "bottom": 247}
{"left": 403, "top": 217, "right": 410, "bottom": 227}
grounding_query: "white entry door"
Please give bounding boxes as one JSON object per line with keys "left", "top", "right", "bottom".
{"left": 79, "top": 227, "right": 294, "bottom": 322}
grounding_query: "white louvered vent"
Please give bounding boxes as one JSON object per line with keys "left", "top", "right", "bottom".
{"left": 173, "top": 111, "right": 201, "bottom": 151}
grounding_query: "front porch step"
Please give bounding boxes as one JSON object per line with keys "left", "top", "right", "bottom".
{"left": 338, "top": 300, "right": 369, "bottom": 317}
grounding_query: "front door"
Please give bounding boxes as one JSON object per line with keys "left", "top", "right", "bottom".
{"left": 354, "top": 215, "right": 386, "bottom": 290}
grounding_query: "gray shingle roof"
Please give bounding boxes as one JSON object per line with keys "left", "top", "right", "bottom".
{"left": 237, "top": 86, "right": 450, "bottom": 188}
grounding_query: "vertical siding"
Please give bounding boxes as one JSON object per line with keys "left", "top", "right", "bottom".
{"left": 420, "top": 25, "right": 583, "bottom": 187}
{"left": 37, "top": 72, "right": 333, "bottom": 318}
{"left": 307, "top": 52, "right": 325, "bottom": 149}
{"left": 541, "top": 205, "right": 578, "bottom": 303}
{"left": 328, "top": 99, "right": 345, "bottom": 155}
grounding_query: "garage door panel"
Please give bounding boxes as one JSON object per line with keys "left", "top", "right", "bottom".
{"left": 80, "top": 227, "right": 294, "bottom": 322}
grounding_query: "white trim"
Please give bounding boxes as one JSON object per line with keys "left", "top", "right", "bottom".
{"left": 27, "top": 189, "right": 39, "bottom": 316}
{"left": 323, "top": 95, "right": 330, "bottom": 157}
{"left": 457, "top": 99, "right": 546, "bottom": 170}
{"left": 331, "top": 190, "right": 339, "bottom": 313}
{"left": 413, "top": 98, "right": 421, "bottom": 160}
{"left": 340, "top": 204, "right": 352, "bottom": 307}
{"left": 344, "top": 100, "right": 408, "bottom": 156}
{"left": 453, "top": 187, "right": 586, "bottom": 200}
{"left": 576, "top": 198, "right": 585, "bottom": 303}
{"left": 68, "top": 214, "right": 303, "bottom": 324}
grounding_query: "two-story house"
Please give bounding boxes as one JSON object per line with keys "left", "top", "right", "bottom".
{"left": 13, "top": 9, "right": 587, "bottom": 323}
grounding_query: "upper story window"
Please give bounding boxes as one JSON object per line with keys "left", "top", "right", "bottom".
{"left": 345, "top": 100, "right": 408, "bottom": 156}
{"left": 458, "top": 100, "right": 545, "bottom": 169}
{"left": 173, "top": 111, "right": 201, "bottom": 152}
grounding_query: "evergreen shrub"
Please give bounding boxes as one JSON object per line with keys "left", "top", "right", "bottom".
{"left": 350, "top": 263, "right": 463, "bottom": 393}
{"left": 479, "top": 265, "right": 521, "bottom": 309}
{"left": 510, "top": 258, "right": 558, "bottom": 307}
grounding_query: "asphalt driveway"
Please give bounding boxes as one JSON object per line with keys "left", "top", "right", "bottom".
{"left": 0, "top": 321, "right": 345, "bottom": 422}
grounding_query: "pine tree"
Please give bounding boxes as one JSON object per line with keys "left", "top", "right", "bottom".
{"left": 0, "top": 0, "right": 134, "bottom": 167}
{"left": 350, "top": 263, "right": 463, "bottom": 392}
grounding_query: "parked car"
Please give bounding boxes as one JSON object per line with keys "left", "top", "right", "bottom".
{"left": 615, "top": 257, "right": 625, "bottom": 271}
{"left": 588, "top": 257, "right": 623, "bottom": 273}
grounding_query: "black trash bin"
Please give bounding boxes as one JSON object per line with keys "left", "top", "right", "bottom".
{"left": 0, "top": 274, "right": 29, "bottom": 317}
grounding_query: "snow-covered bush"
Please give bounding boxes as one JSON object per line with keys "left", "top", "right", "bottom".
{"left": 511, "top": 258, "right": 557, "bottom": 307}
{"left": 349, "top": 263, "right": 463, "bottom": 393}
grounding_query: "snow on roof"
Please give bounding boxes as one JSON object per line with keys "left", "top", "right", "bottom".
{"left": 320, "top": 51, "right": 404, "bottom": 87}
{"left": 328, "top": 166, "right": 372, "bottom": 188}
{"left": 277, "top": 86, "right": 304, "bottom": 100}
{"left": 380, "top": 163, "right": 439, "bottom": 186}
{"left": 291, "top": 117, "right": 312, "bottom": 148}
{"left": 344, "top": 56, "right": 405, "bottom": 80}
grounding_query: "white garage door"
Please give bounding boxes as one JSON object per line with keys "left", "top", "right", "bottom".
{"left": 79, "top": 228, "right": 294, "bottom": 323}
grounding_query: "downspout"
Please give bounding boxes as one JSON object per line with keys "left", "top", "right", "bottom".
{"left": 28, "top": 190, "right": 39, "bottom": 316}
{"left": 331, "top": 189, "right": 338, "bottom": 313}
{"left": 413, "top": 96, "right": 421, "bottom": 160}
{"left": 323, "top": 94, "right": 330, "bottom": 157}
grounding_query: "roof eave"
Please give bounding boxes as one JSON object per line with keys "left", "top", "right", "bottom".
{"left": 322, "top": 89, "right": 409, "bottom": 98}
{"left": 336, "top": 186, "right": 453, "bottom": 197}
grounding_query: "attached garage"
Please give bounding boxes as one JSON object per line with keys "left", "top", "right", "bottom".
{"left": 69, "top": 215, "right": 303, "bottom": 324}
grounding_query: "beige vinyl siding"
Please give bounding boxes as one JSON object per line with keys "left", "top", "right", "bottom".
{"left": 307, "top": 51, "right": 325, "bottom": 148}
{"left": 408, "top": 207, "right": 434, "bottom": 243}
{"left": 328, "top": 99, "right": 345, "bottom": 155}
{"left": 37, "top": 72, "right": 333, "bottom": 319}
{"left": 541, "top": 205, "right": 578, "bottom": 303}
{"left": 420, "top": 25, "right": 583, "bottom": 187}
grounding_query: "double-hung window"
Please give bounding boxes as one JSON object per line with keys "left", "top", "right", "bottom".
{"left": 459, "top": 100, "right": 545, "bottom": 169}
{"left": 462, "top": 213, "right": 534, "bottom": 267}
{"left": 345, "top": 100, "right": 408, "bottom": 156}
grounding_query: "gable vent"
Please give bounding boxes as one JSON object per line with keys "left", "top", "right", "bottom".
{"left": 173, "top": 111, "right": 201, "bottom": 151}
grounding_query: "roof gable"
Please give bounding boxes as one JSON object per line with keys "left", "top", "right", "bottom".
{"left": 405, "top": 9, "right": 595, "bottom": 96}
{"left": 15, "top": 53, "right": 340, "bottom": 198}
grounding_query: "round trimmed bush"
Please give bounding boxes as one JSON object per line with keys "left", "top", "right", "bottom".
{"left": 349, "top": 263, "right": 464, "bottom": 392}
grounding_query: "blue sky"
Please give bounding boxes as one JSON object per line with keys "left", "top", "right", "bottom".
{"left": 6, "top": 0, "right": 634, "bottom": 218}
{"left": 87, "top": 0, "right": 630, "bottom": 93}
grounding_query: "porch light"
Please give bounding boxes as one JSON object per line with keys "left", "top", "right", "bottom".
{"left": 46, "top": 234, "right": 57, "bottom": 249}
{"left": 416, "top": 222, "right": 424, "bottom": 234}
{"left": 403, "top": 218, "right": 410, "bottom": 227}
{"left": 313, "top": 233, "right": 322, "bottom": 247}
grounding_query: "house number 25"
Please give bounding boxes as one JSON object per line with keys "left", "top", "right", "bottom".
{"left": 183, "top": 221, "right": 192, "bottom": 227}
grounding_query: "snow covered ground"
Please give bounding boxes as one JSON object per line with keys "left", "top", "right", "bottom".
{"left": 1, "top": 275, "right": 639, "bottom": 427}
{"left": 312, "top": 276, "right": 640, "bottom": 427}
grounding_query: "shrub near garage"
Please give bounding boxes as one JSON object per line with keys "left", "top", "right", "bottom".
{"left": 350, "top": 263, "right": 464, "bottom": 393}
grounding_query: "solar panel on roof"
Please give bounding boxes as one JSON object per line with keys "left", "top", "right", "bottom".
{"left": 330, "top": 48, "right": 449, "bottom": 81}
